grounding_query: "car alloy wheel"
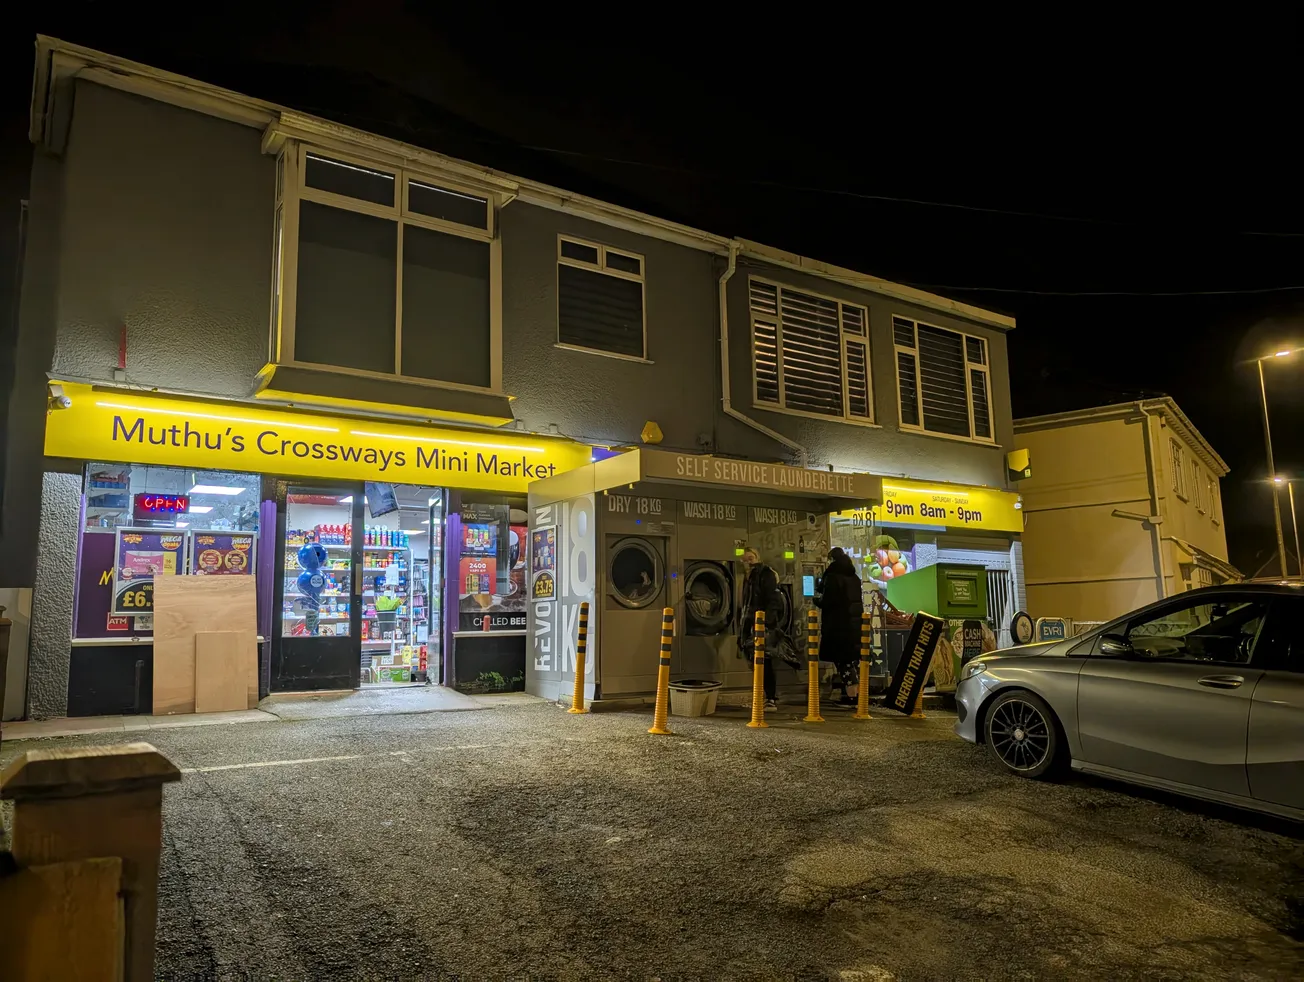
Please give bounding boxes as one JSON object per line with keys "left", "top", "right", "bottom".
{"left": 988, "top": 697, "right": 1052, "bottom": 773}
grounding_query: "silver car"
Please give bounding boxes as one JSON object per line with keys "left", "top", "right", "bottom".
{"left": 954, "top": 581, "right": 1304, "bottom": 820}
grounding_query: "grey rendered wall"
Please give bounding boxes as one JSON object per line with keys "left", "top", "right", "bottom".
{"left": 722, "top": 259, "right": 1015, "bottom": 489}
{"left": 501, "top": 202, "right": 718, "bottom": 451}
{"left": 26, "top": 472, "right": 80, "bottom": 718}
{"left": 51, "top": 81, "right": 274, "bottom": 396}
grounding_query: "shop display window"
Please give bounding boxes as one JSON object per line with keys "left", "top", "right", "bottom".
{"left": 829, "top": 511, "right": 915, "bottom": 596}
{"left": 76, "top": 464, "right": 260, "bottom": 639}
{"left": 451, "top": 496, "right": 527, "bottom": 632}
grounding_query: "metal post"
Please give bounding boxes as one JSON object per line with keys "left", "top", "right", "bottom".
{"left": 1290, "top": 482, "right": 1302, "bottom": 578}
{"left": 567, "top": 601, "right": 590, "bottom": 714}
{"left": 1258, "top": 358, "right": 1289, "bottom": 576}
{"left": 747, "top": 610, "right": 768, "bottom": 729}
{"left": 803, "top": 608, "right": 824, "bottom": 723}
{"left": 853, "top": 612, "right": 873, "bottom": 720}
{"left": 648, "top": 607, "right": 673, "bottom": 735}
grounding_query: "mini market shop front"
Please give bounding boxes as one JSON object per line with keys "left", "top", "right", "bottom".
{"left": 41, "top": 381, "right": 592, "bottom": 716}
{"left": 829, "top": 479, "right": 1025, "bottom": 684}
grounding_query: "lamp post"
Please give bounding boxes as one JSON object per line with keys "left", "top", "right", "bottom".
{"left": 1282, "top": 478, "right": 1303, "bottom": 578}
{"left": 1256, "top": 349, "right": 1297, "bottom": 576}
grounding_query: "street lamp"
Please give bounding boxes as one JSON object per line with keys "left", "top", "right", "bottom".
{"left": 1273, "top": 476, "right": 1303, "bottom": 577}
{"left": 1255, "top": 346, "right": 1301, "bottom": 576}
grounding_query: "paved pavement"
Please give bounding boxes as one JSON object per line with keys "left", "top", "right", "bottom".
{"left": 2, "top": 700, "right": 1301, "bottom": 980}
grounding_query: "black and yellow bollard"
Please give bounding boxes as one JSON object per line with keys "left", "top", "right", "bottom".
{"left": 746, "top": 610, "right": 768, "bottom": 728}
{"left": 567, "top": 601, "right": 590, "bottom": 714}
{"left": 853, "top": 611, "right": 873, "bottom": 720}
{"left": 803, "top": 608, "right": 824, "bottom": 723}
{"left": 648, "top": 606, "right": 674, "bottom": 735}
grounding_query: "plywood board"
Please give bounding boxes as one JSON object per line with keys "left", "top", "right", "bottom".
{"left": 194, "top": 630, "right": 253, "bottom": 713}
{"left": 153, "top": 576, "right": 257, "bottom": 715}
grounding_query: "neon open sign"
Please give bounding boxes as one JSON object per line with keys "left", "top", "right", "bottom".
{"left": 133, "top": 493, "right": 190, "bottom": 519}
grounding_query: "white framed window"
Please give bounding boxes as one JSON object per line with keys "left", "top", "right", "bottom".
{"left": 1170, "top": 439, "right": 1188, "bottom": 499}
{"left": 1207, "top": 474, "right": 1220, "bottom": 524}
{"left": 270, "top": 144, "right": 501, "bottom": 391}
{"left": 748, "top": 277, "right": 873, "bottom": 423}
{"left": 1192, "top": 460, "right": 1205, "bottom": 513}
{"left": 556, "top": 236, "right": 646, "bottom": 360}
{"left": 892, "top": 316, "right": 991, "bottom": 442}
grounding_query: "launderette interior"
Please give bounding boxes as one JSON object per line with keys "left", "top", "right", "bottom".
{"left": 525, "top": 449, "right": 882, "bottom": 702}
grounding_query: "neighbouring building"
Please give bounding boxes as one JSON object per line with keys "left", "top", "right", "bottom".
{"left": 3, "top": 37, "right": 1027, "bottom": 721}
{"left": 1014, "top": 397, "right": 1239, "bottom": 627}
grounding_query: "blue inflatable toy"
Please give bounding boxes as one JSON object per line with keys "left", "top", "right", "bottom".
{"left": 296, "top": 542, "right": 329, "bottom": 633}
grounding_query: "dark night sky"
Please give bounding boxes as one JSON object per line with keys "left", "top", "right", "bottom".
{"left": 2, "top": 9, "right": 1302, "bottom": 573}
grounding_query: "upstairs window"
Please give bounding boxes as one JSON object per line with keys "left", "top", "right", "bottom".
{"left": 1191, "top": 460, "right": 1205, "bottom": 512}
{"left": 893, "top": 316, "right": 992, "bottom": 441}
{"left": 1207, "top": 475, "right": 1220, "bottom": 523}
{"left": 557, "top": 237, "right": 646, "bottom": 359}
{"left": 272, "top": 147, "right": 496, "bottom": 389}
{"left": 749, "top": 278, "right": 872, "bottom": 422}
{"left": 1170, "top": 439, "right": 1188, "bottom": 499}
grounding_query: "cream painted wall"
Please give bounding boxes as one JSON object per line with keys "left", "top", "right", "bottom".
{"left": 1151, "top": 417, "right": 1231, "bottom": 564}
{"left": 1017, "top": 415, "right": 1163, "bottom": 623}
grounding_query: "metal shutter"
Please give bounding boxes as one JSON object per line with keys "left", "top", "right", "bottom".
{"left": 779, "top": 288, "right": 843, "bottom": 416}
{"left": 750, "top": 281, "right": 780, "bottom": 404}
{"left": 917, "top": 324, "right": 970, "bottom": 437}
{"left": 970, "top": 369, "right": 991, "bottom": 438}
{"left": 558, "top": 264, "right": 644, "bottom": 357}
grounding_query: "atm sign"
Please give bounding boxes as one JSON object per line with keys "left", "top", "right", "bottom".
{"left": 133, "top": 493, "right": 190, "bottom": 519}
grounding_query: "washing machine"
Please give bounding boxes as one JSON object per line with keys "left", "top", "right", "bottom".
{"left": 677, "top": 559, "right": 738, "bottom": 675}
{"left": 603, "top": 534, "right": 670, "bottom": 687}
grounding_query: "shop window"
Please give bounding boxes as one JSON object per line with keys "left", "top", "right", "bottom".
{"left": 273, "top": 146, "right": 495, "bottom": 389}
{"left": 557, "top": 235, "right": 646, "bottom": 359}
{"left": 77, "top": 464, "right": 260, "bottom": 639}
{"left": 452, "top": 497, "right": 528, "bottom": 633}
{"left": 749, "top": 278, "right": 873, "bottom": 423}
{"left": 893, "top": 317, "right": 992, "bottom": 442}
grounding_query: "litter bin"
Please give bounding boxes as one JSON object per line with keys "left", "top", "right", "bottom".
{"left": 668, "top": 679, "right": 722, "bottom": 717}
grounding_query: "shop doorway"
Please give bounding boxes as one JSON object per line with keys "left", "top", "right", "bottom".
{"left": 271, "top": 480, "right": 442, "bottom": 693}
{"left": 272, "top": 481, "right": 364, "bottom": 692}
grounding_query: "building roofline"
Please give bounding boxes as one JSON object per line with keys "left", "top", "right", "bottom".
{"left": 30, "top": 35, "right": 1014, "bottom": 332}
{"left": 1013, "top": 397, "right": 1229, "bottom": 475}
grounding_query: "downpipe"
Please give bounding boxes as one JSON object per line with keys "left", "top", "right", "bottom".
{"left": 718, "top": 240, "right": 808, "bottom": 467}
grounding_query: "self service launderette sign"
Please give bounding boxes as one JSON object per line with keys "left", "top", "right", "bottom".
{"left": 45, "top": 382, "right": 593, "bottom": 493}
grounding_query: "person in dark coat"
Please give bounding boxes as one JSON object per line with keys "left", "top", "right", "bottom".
{"left": 739, "top": 547, "right": 781, "bottom": 708}
{"left": 816, "top": 547, "right": 864, "bottom": 703}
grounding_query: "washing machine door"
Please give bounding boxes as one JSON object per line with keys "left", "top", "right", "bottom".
{"left": 684, "top": 562, "right": 734, "bottom": 636}
{"left": 608, "top": 537, "right": 665, "bottom": 609}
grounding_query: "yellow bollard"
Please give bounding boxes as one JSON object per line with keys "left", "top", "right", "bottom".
{"left": 567, "top": 601, "right": 590, "bottom": 714}
{"left": 803, "top": 608, "right": 824, "bottom": 723}
{"left": 854, "top": 611, "right": 873, "bottom": 720}
{"left": 648, "top": 607, "right": 674, "bottom": 735}
{"left": 911, "top": 686, "right": 927, "bottom": 719}
{"left": 746, "top": 610, "right": 768, "bottom": 728}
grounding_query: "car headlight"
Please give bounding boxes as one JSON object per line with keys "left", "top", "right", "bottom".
{"left": 959, "top": 660, "right": 989, "bottom": 682}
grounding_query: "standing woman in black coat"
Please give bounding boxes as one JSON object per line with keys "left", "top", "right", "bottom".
{"left": 816, "top": 548, "right": 864, "bottom": 703}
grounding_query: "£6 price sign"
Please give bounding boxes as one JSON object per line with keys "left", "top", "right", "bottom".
{"left": 112, "top": 528, "right": 184, "bottom": 614}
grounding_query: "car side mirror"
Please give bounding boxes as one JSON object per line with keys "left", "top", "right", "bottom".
{"left": 1099, "top": 633, "right": 1135, "bottom": 657}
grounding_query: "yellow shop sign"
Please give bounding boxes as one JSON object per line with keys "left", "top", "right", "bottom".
{"left": 44, "top": 382, "right": 593, "bottom": 493}
{"left": 838, "top": 479, "right": 1022, "bottom": 533}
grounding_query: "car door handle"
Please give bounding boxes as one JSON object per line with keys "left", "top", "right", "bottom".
{"left": 1198, "top": 675, "right": 1245, "bottom": 689}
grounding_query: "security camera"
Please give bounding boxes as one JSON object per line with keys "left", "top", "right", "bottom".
{"left": 47, "top": 383, "right": 72, "bottom": 410}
